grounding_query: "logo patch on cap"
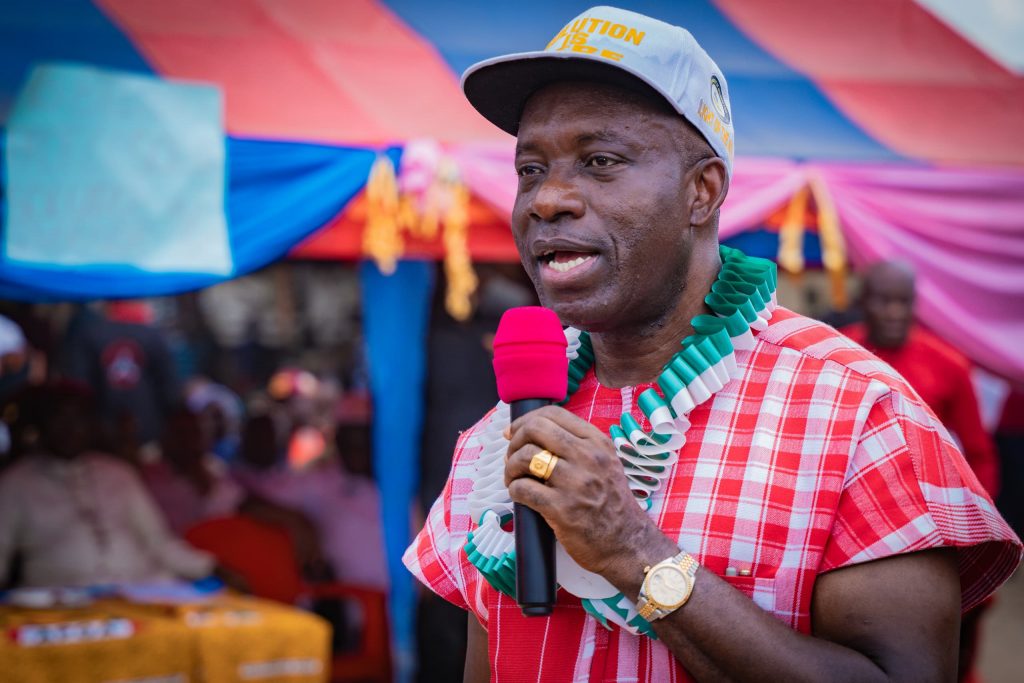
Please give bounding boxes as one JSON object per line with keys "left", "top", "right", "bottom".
{"left": 710, "top": 75, "right": 730, "bottom": 124}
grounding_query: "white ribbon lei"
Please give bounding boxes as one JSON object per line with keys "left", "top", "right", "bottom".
{"left": 464, "top": 246, "right": 777, "bottom": 636}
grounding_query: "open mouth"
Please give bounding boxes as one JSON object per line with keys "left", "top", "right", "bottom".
{"left": 539, "top": 250, "right": 597, "bottom": 274}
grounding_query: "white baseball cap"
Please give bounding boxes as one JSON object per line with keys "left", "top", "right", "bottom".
{"left": 462, "top": 6, "right": 735, "bottom": 176}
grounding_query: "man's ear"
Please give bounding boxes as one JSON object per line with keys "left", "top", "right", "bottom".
{"left": 689, "top": 157, "right": 729, "bottom": 228}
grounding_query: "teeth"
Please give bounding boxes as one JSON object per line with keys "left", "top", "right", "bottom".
{"left": 547, "top": 255, "right": 593, "bottom": 273}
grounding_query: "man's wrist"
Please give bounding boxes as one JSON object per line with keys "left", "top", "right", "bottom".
{"left": 601, "top": 528, "right": 680, "bottom": 599}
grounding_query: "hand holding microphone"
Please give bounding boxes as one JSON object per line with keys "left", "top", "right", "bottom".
{"left": 493, "top": 306, "right": 567, "bottom": 616}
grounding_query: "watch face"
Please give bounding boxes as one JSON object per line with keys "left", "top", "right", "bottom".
{"left": 648, "top": 565, "right": 690, "bottom": 606}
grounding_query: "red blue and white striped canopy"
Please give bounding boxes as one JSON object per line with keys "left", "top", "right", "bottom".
{"left": 1, "top": 0, "right": 1022, "bottom": 386}
{"left": 5, "top": 1, "right": 1019, "bottom": 161}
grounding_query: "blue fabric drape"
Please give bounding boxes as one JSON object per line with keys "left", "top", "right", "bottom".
{"left": 360, "top": 259, "right": 433, "bottom": 682}
{"left": 0, "top": 137, "right": 400, "bottom": 300}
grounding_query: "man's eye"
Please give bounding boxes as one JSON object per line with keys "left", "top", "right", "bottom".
{"left": 517, "top": 164, "right": 543, "bottom": 177}
{"left": 586, "top": 155, "right": 619, "bottom": 168}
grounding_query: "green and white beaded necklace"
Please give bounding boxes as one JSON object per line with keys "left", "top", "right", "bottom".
{"left": 464, "top": 245, "right": 777, "bottom": 637}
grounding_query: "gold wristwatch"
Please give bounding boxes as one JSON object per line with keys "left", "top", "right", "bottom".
{"left": 636, "top": 551, "right": 698, "bottom": 621}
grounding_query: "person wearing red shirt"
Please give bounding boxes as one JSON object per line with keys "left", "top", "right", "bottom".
{"left": 406, "top": 7, "right": 1020, "bottom": 682}
{"left": 842, "top": 261, "right": 999, "bottom": 497}
{"left": 843, "top": 260, "right": 1000, "bottom": 683}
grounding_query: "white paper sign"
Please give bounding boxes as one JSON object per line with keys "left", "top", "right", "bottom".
{"left": 4, "top": 63, "right": 232, "bottom": 275}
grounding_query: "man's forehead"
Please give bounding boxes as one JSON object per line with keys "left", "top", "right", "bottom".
{"left": 515, "top": 81, "right": 680, "bottom": 145}
{"left": 520, "top": 80, "right": 669, "bottom": 120}
{"left": 865, "top": 262, "right": 915, "bottom": 287}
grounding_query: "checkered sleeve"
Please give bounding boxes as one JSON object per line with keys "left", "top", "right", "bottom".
{"left": 403, "top": 420, "right": 492, "bottom": 624}
{"left": 821, "top": 389, "right": 1022, "bottom": 612}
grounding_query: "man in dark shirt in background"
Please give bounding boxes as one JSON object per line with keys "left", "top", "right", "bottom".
{"left": 63, "top": 301, "right": 180, "bottom": 446}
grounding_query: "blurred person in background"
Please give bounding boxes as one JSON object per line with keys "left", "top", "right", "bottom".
{"left": 186, "top": 379, "right": 244, "bottom": 463}
{"left": 62, "top": 301, "right": 180, "bottom": 447}
{"left": 0, "top": 384, "right": 215, "bottom": 588}
{"left": 143, "top": 407, "right": 329, "bottom": 572}
{"left": 842, "top": 260, "right": 999, "bottom": 683}
{"left": 323, "top": 422, "right": 387, "bottom": 590}
{"left": 842, "top": 261, "right": 999, "bottom": 496}
{"left": 0, "top": 303, "right": 55, "bottom": 392}
{"left": 0, "top": 315, "right": 32, "bottom": 468}
{"left": 231, "top": 414, "right": 329, "bottom": 578}
{"left": 141, "top": 409, "right": 246, "bottom": 536}
{"left": 0, "top": 315, "right": 31, "bottom": 402}
{"left": 233, "top": 406, "right": 387, "bottom": 588}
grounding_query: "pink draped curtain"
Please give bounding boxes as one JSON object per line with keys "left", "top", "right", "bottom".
{"left": 818, "top": 164, "right": 1024, "bottom": 386}
{"left": 449, "top": 142, "right": 1024, "bottom": 385}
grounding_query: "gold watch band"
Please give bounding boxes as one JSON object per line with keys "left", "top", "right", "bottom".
{"left": 638, "top": 597, "right": 659, "bottom": 620}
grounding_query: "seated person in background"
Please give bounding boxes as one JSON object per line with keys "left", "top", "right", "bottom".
{"left": 141, "top": 409, "right": 245, "bottom": 536}
{"left": 320, "top": 424, "right": 388, "bottom": 591}
{"left": 186, "top": 379, "right": 243, "bottom": 464}
{"left": 144, "top": 409, "right": 325, "bottom": 575}
{"left": 221, "top": 414, "right": 328, "bottom": 577}
{"left": 0, "top": 384, "right": 215, "bottom": 588}
{"left": 233, "top": 415, "right": 386, "bottom": 588}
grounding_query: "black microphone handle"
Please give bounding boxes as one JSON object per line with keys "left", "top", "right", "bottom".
{"left": 510, "top": 397, "right": 558, "bottom": 616}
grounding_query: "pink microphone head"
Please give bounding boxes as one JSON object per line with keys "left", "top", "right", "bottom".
{"left": 493, "top": 307, "right": 568, "bottom": 403}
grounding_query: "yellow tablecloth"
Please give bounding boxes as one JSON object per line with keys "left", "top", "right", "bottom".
{"left": 0, "top": 593, "right": 331, "bottom": 683}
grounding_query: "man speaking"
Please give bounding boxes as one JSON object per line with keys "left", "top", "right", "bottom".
{"left": 405, "top": 7, "right": 1021, "bottom": 681}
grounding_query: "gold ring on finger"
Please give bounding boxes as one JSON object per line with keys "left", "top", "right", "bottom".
{"left": 529, "top": 449, "right": 559, "bottom": 482}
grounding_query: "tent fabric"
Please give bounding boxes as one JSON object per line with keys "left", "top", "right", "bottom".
{"left": 0, "top": 0, "right": 153, "bottom": 120}
{"left": 819, "top": 163, "right": 1024, "bottom": 384}
{"left": 96, "top": 0, "right": 503, "bottom": 145}
{"left": 714, "top": 0, "right": 1024, "bottom": 166}
{"left": 291, "top": 184, "right": 515, "bottom": 262}
{"left": 0, "top": 137, "right": 399, "bottom": 299}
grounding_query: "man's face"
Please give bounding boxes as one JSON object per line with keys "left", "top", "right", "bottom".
{"left": 511, "top": 82, "right": 699, "bottom": 332}
{"left": 162, "top": 413, "right": 206, "bottom": 466}
{"left": 44, "top": 399, "right": 93, "bottom": 460}
{"left": 862, "top": 266, "right": 915, "bottom": 348}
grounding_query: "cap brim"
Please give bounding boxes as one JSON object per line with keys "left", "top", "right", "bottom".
{"left": 462, "top": 52, "right": 673, "bottom": 136}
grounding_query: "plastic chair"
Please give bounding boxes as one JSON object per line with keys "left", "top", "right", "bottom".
{"left": 304, "top": 583, "right": 391, "bottom": 683}
{"left": 184, "top": 516, "right": 391, "bottom": 682}
{"left": 185, "top": 515, "right": 303, "bottom": 604}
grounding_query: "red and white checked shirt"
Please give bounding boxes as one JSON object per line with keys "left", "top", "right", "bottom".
{"left": 404, "top": 308, "right": 1022, "bottom": 682}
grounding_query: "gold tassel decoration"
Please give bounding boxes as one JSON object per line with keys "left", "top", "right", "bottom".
{"left": 362, "top": 151, "right": 479, "bottom": 319}
{"left": 777, "top": 184, "right": 810, "bottom": 275}
{"left": 362, "top": 155, "right": 403, "bottom": 275}
{"left": 441, "top": 174, "right": 478, "bottom": 322}
{"left": 808, "top": 173, "right": 849, "bottom": 311}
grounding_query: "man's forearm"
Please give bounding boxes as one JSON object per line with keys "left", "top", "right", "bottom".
{"left": 601, "top": 529, "right": 954, "bottom": 683}
{"left": 644, "top": 568, "right": 887, "bottom": 683}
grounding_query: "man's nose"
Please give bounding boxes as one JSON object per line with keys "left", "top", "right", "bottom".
{"left": 884, "top": 301, "right": 911, "bottom": 318}
{"left": 529, "top": 169, "right": 585, "bottom": 223}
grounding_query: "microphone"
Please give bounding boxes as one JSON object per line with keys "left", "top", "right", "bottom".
{"left": 493, "top": 306, "right": 568, "bottom": 617}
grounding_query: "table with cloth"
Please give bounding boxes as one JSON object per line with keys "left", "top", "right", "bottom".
{"left": 0, "top": 592, "right": 331, "bottom": 683}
